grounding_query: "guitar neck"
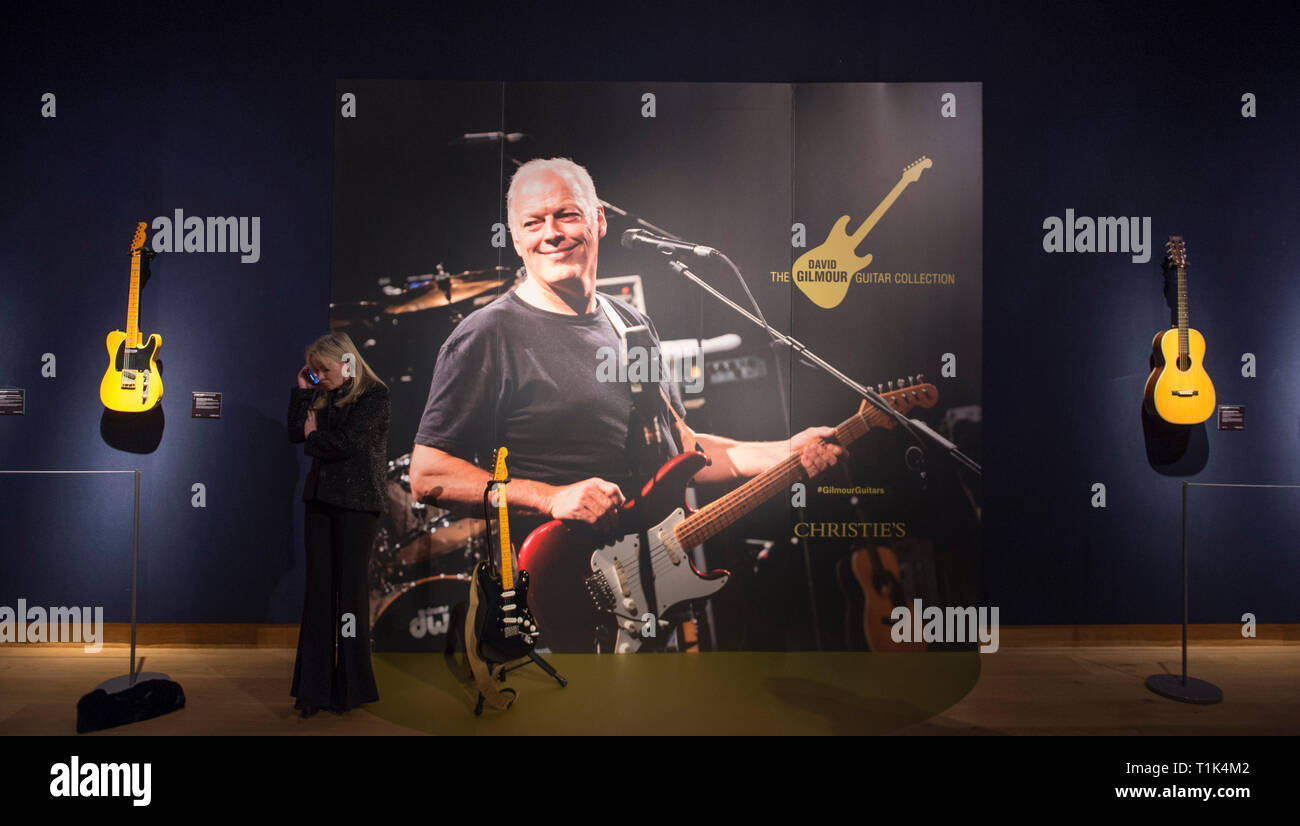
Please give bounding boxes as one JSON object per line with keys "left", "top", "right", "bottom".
{"left": 126, "top": 249, "right": 142, "bottom": 347}
{"left": 498, "top": 482, "right": 514, "bottom": 590}
{"left": 675, "top": 407, "right": 881, "bottom": 550}
{"left": 1176, "top": 263, "right": 1189, "bottom": 358}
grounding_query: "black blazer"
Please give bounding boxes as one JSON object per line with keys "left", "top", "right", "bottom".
{"left": 288, "top": 382, "right": 390, "bottom": 512}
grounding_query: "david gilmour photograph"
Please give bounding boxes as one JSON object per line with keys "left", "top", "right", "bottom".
{"left": 329, "top": 81, "right": 982, "bottom": 659}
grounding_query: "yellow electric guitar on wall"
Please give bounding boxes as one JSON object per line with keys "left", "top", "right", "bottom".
{"left": 1144, "top": 236, "right": 1214, "bottom": 424}
{"left": 791, "top": 156, "right": 932, "bottom": 309}
{"left": 100, "top": 223, "right": 164, "bottom": 412}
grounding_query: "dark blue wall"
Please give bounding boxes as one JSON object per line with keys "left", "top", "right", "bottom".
{"left": 2, "top": 2, "right": 1296, "bottom": 624}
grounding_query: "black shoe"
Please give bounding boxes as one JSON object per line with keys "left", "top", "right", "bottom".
{"left": 299, "top": 705, "right": 319, "bottom": 719}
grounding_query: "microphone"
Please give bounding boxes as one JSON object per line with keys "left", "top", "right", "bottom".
{"left": 451, "top": 131, "right": 527, "bottom": 145}
{"left": 621, "top": 228, "right": 716, "bottom": 258}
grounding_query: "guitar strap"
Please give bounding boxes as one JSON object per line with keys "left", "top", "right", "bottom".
{"left": 464, "top": 561, "right": 516, "bottom": 711}
{"left": 595, "top": 293, "right": 692, "bottom": 644}
{"left": 594, "top": 293, "right": 697, "bottom": 454}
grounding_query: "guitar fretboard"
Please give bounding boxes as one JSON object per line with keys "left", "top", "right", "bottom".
{"left": 126, "top": 248, "right": 143, "bottom": 347}
{"left": 674, "top": 392, "right": 925, "bottom": 550}
{"left": 493, "top": 449, "right": 514, "bottom": 591}
{"left": 1176, "top": 262, "right": 1189, "bottom": 359}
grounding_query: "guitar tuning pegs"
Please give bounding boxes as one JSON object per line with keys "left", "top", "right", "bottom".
{"left": 907, "top": 375, "right": 915, "bottom": 385}
{"left": 887, "top": 380, "right": 894, "bottom": 391}
{"left": 897, "top": 378, "right": 904, "bottom": 389}
{"left": 916, "top": 373, "right": 925, "bottom": 383}
{"left": 877, "top": 383, "right": 883, "bottom": 393}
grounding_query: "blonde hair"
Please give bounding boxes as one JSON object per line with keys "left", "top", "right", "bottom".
{"left": 305, "top": 331, "right": 385, "bottom": 408}
{"left": 506, "top": 157, "right": 602, "bottom": 237}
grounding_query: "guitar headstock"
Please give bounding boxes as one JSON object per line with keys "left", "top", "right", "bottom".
{"left": 856, "top": 375, "right": 939, "bottom": 424}
{"left": 130, "top": 222, "right": 148, "bottom": 255}
{"left": 901, "top": 156, "right": 933, "bottom": 184}
{"left": 491, "top": 446, "right": 509, "bottom": 484}
{"left": 1166, "top": 236, "right": 1187, "bottom": 269}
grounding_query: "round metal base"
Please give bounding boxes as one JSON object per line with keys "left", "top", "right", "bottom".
{"left": 96, "top": 672, "right": 171, "bottom": 694}
{"left": 1145, "top": 673, "right": 1223, "bottom": 704}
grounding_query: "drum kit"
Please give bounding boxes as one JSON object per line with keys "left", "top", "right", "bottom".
{"left": 368, "top": 453, "right": 486, "bottom": 652}
{"left": 335, "top": 264, "right": 521, "bottom": 652}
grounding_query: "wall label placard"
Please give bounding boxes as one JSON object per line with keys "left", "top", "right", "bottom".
{"left": 192, "top": 392, "right": 222, "bottom": 419}
{"left": 1217, "top": 405, "right": 1245, "bottom": 431}
{"left": 0, "top": 389, "right": 25, "bottom": 415}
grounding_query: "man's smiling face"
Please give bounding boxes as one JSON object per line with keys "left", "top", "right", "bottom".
{"left": 510, "top": 168, "right": 607, "bottom": 304}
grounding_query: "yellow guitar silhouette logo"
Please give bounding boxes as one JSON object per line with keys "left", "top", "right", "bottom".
{"left": 792, "top": 156, "right": 932, "bottom": 309}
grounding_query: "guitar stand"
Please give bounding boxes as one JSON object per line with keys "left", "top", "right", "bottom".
{"left": 472, "top": 646, "right": 569, "bottom": 717}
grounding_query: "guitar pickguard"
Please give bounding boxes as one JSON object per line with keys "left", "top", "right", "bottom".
{"left": 587, "top": 508, "right": 729, "bottom": 653}
{"left": 101, "top": 332, "right": 163, "bottom": 412}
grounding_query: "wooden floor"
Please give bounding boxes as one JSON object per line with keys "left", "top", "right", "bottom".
{"left": 1, "top": 641, "right": 1296, "bottom": 735}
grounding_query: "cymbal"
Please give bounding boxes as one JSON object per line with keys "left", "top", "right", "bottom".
{"left": 383, "top": 275, "right": 511, "bottom": 314}
{"left": 329, "top": 300, "right": 385, "bottom": 328}
{"left": 409, "top": 265, "right": 516, "bottom": 283}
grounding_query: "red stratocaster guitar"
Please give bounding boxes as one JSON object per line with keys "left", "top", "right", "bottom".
{"left": 519, "top": 378, "right": 938, "bottom": 652}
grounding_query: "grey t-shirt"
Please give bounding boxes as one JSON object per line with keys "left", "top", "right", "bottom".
{"left": 415, "top": 290, "right": 685, "bottom": 493}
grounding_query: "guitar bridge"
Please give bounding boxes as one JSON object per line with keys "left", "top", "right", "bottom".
{"left": 1171, "top": 390, "right": 1199, "bottom": 397}
{"left": 586, "top": 571, "right": 615, "bottom": 613}
{"left": 120, "top": 369, "right": 137, "bottom": 390}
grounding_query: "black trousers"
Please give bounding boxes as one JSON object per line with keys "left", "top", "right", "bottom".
{"left": 291, "top": 500, "right": 380, "bottom": 710}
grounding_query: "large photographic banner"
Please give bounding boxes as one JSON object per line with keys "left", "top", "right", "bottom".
{"left": 330, "top": 82, "right": 981, "bottom": 655}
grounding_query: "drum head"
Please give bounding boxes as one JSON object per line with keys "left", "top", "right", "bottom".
{"left": 370, "top": 575, "right": 471, "bottom": 653}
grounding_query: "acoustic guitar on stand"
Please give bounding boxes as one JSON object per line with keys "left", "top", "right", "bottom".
{"left": 1144, "top": 236, "right": 1215, "bottom": 424}
{"left": 836, "top": 410, "right": 927, "bottom": 653}
{"left": 100, "top": 223, "right": 164, "bottom": 412}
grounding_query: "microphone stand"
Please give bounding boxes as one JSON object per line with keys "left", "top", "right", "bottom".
{"left": 663, "top": 257, "right": 982, "bottom": 478}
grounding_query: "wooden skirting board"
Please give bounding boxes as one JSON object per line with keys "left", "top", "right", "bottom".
{"left": 6, "top": 623, "right": 1297, "bottom": 648}
{"left": 999, "top": 624, "right": 1299, "bottom": 646}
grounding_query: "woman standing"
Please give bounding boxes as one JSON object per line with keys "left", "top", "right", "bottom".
{"left": 287, "top": 332, "right": 389, "bottom": 717}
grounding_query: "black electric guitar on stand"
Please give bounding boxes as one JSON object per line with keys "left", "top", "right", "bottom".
{"left": 465, "top": 448, "right": 565, "bottom": 715}
{"left": 471, "top": 447, "right": 540, "bottom": 663}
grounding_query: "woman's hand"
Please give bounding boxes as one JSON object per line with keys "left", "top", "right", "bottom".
{"left": 304, "top": 409, "right": 317, "bottom": 436}
{"left": 297, "top": 365, "right": 314, "bottom": 389}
